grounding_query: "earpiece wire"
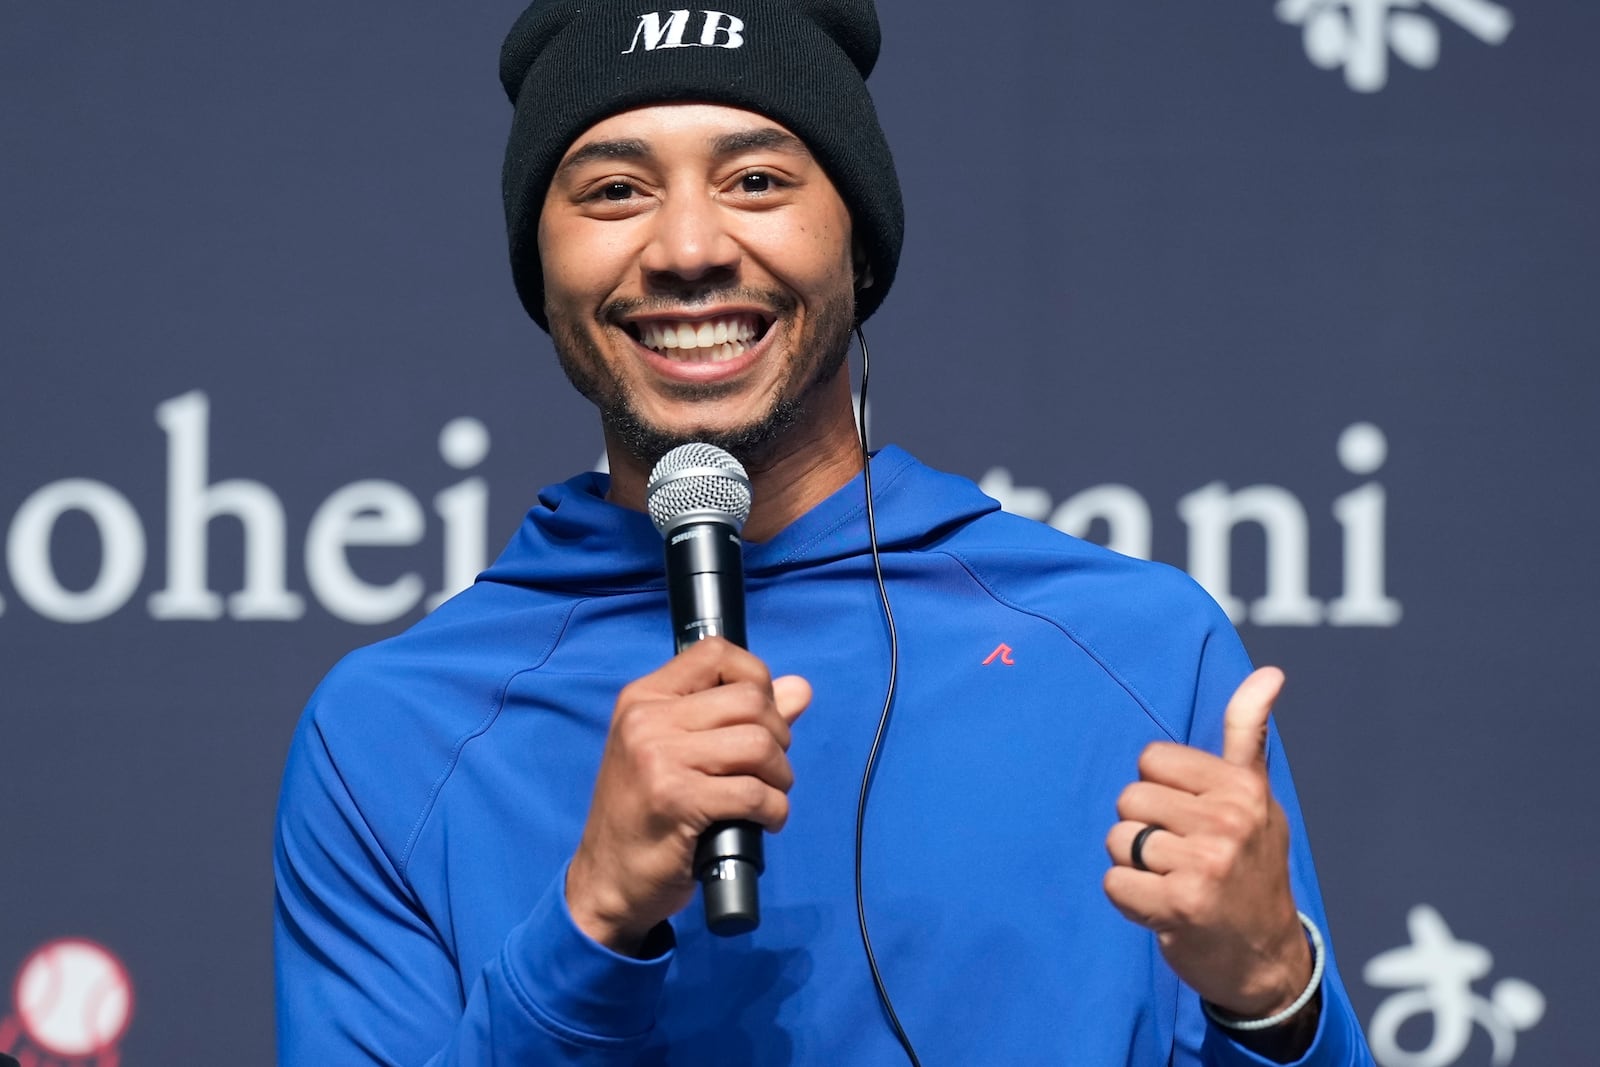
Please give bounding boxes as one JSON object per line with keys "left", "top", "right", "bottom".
{"left": 851, "top": 324, "right": 922, "bottom": 1067}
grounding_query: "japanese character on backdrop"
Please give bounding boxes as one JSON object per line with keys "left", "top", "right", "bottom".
{"left": 1275, "top": 0, "right": 1514, "bottom": 92}
{"left": 1363, "top": 905, "right": 1544, "bottom": 1067}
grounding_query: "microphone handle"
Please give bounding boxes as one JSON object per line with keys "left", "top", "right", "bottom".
{"left": 665, "top": 522, "right": 763, "bottom": 936}
{"left": 666, "top": 521, "right": 747, "bottom": 651}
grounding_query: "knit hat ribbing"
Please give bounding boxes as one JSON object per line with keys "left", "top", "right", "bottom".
{"left": 500, "top": 0, "right": 904, "bottom": 330}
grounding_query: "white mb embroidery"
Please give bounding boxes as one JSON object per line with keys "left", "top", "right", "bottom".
{"left": 623, "top": 10, "right": 747, "bottom": 54}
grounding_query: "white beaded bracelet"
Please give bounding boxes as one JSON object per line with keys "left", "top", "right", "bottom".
{"left": 1201, "top": 911, "right": 1326, "bottom": 1032}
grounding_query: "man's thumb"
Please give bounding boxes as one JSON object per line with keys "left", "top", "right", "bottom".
{"left": 1222, "top": 667, "right": 1284, "bottom": 769}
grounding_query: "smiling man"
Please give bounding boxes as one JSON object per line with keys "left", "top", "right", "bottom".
{"left": 274, "top": 2, "right": 1375, "bottom": 1064}
{"left": 536, "top": 104, "right": 866, "bottom": 540}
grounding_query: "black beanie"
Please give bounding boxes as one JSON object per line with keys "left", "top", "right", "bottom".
{"left": 499, "top": 0, "right": 904, "bottom": 330}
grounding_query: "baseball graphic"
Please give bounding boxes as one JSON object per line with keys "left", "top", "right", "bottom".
{"left": 13, "top": 939, "right": 133, "bottom": 1056}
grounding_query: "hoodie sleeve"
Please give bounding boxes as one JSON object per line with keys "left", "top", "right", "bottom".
{"left": 273, "top": 711, "right": 672, "bottom": 1065}
{"left": 1172, "top": 617, "right": 1376, "bottom": 1067}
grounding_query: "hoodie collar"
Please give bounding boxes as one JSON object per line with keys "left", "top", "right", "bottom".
{"left": 482, "top": 445, "right": 998, "bottom": 592}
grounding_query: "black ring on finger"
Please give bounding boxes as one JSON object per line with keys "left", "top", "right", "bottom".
{"left": 1130, "top": 823, "right": 1163, "bottom": 872}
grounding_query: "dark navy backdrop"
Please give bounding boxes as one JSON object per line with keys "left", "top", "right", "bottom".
{"left": 2, "top": 2, "right": 1594, "bottom": 1063}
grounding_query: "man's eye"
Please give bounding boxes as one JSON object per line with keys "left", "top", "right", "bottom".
{"left": 601, "top": 182, "right": 635, "bottom": 201}
{"left": 740, "top": 173, "right": 772, "bottom": 194}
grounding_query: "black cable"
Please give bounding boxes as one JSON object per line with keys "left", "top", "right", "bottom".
{"left": 851, "top": 324, "right": 922, "bottom": 1067}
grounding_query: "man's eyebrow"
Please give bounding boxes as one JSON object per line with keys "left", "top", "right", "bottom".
{"left": 556, "top": 129, "right": 808, "bottom": 177}
{"left": 711, "top": 128, "right": 810, "bottom": 160}
{"left": 557, "top": 138, "right": 652, "bottom": 176}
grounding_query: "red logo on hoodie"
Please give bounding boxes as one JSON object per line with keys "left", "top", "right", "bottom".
{"left": 982, "top": 643, "right": 1016, "bottom": 666}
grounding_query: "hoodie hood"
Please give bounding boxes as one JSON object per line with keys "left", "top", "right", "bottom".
{"left": 481, "top": 445, "right": 999, "bottom": 593}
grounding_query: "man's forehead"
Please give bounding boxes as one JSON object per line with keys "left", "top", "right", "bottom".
{"left": 558, "top": 103, "right": 811, "bottom": 168}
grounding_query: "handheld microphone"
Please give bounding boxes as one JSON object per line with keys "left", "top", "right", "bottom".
{"left": 645, "top": 443, "right": 762, "bottom": 936}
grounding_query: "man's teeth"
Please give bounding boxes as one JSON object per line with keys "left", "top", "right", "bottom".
{"left": 637, "top": 315, "right": 762, "bottom": 362}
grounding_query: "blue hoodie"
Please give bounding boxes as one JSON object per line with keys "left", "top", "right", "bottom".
{"left": 275, "top": 446, "right": 1373, "bottom": 1065}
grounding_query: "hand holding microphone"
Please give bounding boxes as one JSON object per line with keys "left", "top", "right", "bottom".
{"left": 564, "top": 445, "right": 807, "bottom": 953}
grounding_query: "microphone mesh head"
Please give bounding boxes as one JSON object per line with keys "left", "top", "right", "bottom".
{"left": 645, "top": 443, "right": 753, "bottom": 535}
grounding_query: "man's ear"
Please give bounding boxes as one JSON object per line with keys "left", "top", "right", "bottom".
{"left": 852, "top": 238, "right": 874, "bottom": 292}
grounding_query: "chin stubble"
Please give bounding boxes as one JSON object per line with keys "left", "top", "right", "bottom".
{"left": 548, "top": 288, "right": 856, "bottom": 472}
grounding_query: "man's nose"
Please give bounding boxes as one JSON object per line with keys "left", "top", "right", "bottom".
{"left": 639, "top": 191, "right": 739, "bottom": 289}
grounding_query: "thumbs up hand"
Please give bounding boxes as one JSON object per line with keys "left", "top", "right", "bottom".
{"left": 1103, "top": 668, "right": 1314, "bottom": 1022}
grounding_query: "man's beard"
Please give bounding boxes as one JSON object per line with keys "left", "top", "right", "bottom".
{"left": 548, "top": 286, "right": 856, "bottom": 472}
